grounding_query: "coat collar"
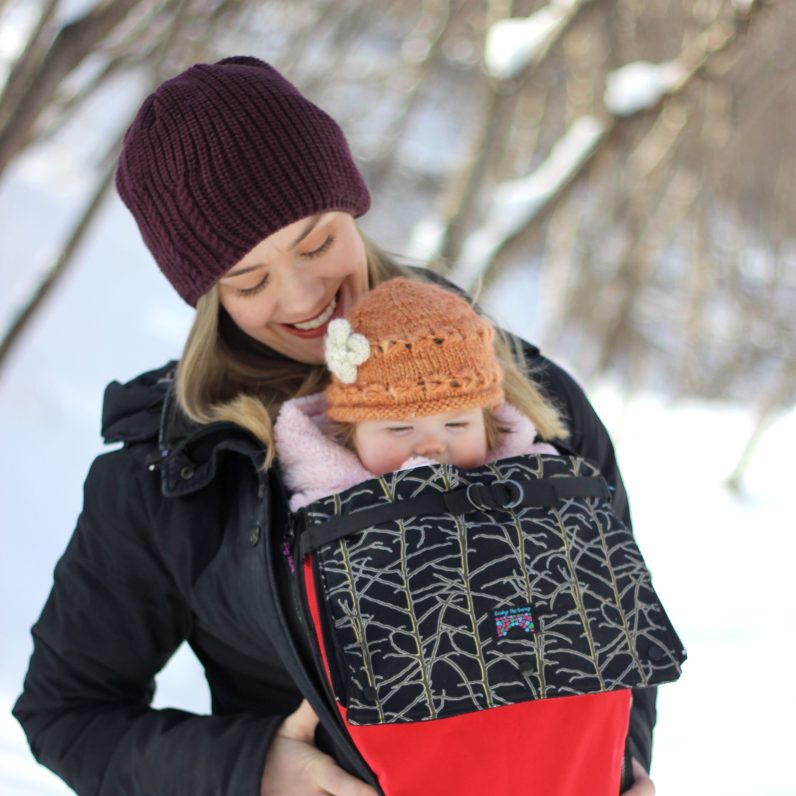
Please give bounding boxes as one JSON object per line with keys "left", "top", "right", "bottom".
{"left": 101, "top": 361, "right": 265, "bottom": 498}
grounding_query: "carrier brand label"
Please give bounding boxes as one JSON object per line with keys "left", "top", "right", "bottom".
{"left": 493, "top": 605, "right": 537, "bottom": 639}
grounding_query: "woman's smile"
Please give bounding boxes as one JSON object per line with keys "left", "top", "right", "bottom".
{"left": 280, "top": 289, "right": 342, "bottom": 337}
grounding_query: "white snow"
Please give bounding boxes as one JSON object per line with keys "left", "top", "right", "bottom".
{"left": 0, "top": 11, "right": 28, "bottom": 62}
{"left": 604, "top": 60, "right": 685, "bottom": 117}
{"left": 449, "top": 115, "right": 605, "bottom": 290}
{"left": 406, "top": 214, "right": 447, "bottom": 262}
{"left": 484, "top": 5, "right": 568, "bottom": 81}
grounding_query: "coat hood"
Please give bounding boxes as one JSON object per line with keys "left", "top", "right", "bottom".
{"left": 101, "top": 361, "right": 177, "bottom": 445}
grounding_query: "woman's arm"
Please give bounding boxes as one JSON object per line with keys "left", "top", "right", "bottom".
{"left": 13, "top": 448, "right": 280, "bottom": 795}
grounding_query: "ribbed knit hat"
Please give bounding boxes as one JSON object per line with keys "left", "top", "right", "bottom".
{"left": 115, "top": 56, "right": 371, "bottom": 306}
{"left": 324, "top": 278, "right": 504, "bottom": 422}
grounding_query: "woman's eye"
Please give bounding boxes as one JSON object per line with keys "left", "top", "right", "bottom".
{"left": 237, "top": 273, "right": 269, "bottom": 297}
{"left": 302, "top": 234, "right": 335, "bottom": 259}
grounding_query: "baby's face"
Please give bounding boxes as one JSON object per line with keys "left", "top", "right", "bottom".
{"left": 353, "top": 407, "right": 489, "bottom": 476}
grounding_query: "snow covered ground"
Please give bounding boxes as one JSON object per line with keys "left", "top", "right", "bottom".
{"left": 2, "top": 146, "right": 795, "bottom": 796}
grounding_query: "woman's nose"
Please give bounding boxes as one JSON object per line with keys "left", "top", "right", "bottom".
{"left": 274, "top": 263, "right": 324, "bottom": 316}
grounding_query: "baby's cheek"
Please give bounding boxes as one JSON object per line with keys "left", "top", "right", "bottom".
{"left": 385, "top": 450, "right": 413, "bottom": 474}
{"left": 455, "top": 436, "right": 489, "bottom": 469}
{"left": 365, "top": 447, "right": 407, "bottom": 476}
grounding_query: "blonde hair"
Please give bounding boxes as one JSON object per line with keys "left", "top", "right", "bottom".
{"left": 175, "top": 234, "right": 567, "bottom": 468}
{"left": 493, "top": 326, "right": 568, "bottom": 441}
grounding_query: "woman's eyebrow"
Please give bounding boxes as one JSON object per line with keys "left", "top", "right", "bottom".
{"left": 223, "top": 214, "right": 325, "bottom": 279}
{"left": 224, "top": 262, "right": 264, "bottom": 278}
{"left": 289, "top": 213, "right": 323, "bottom": 248}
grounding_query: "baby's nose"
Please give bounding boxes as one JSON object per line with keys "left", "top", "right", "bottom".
{"left": 415, "top": 433, "right": 444, "bottom": 456}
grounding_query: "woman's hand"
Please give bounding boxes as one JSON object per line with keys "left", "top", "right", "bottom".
{"left": 261, "top": 699, "right": 378, "bottom": 796}
{"left": 621, "top": 758, "right": 656, "bottom": 795}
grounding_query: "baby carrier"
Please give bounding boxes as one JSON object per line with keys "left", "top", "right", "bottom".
{"left": 282, "top": 450, "right": 686, "bottom": 796}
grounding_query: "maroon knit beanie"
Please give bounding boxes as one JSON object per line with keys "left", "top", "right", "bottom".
{"left": 115, "top": 56, "right": 371, "bottom": 305}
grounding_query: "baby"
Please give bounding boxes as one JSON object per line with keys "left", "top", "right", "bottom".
{"left": 275, "top": 277, "right": 557, "bottom": 510}
{"left": 274, "top": 277, "right": 636, "bottom": 796}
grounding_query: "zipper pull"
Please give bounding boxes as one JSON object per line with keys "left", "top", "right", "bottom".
{"left": 280, "top": 540, "right": 296, "bottom": 574}
{"left": 281, "top": 515, "right": 297, "bottom": 574}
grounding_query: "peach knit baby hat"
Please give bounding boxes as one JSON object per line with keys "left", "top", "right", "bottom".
{"left": 324, "top": 278, "right": 504, "bottom": 422}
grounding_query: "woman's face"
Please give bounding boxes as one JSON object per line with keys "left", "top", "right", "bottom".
{"left": 217, "top": 212, "right": 369, "bottom": 364}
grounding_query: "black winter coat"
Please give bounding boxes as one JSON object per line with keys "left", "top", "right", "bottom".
{"left": 14, "top": 342, "right": 656, "bottom": 795}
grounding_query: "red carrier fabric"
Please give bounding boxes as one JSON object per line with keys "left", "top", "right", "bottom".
{"left": 305, "top": 559, "right": 631, "bottom": 796}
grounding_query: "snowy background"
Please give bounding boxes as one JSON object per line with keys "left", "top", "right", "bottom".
{"left": 2, "top": 144, "right": 795, "bottom": 796}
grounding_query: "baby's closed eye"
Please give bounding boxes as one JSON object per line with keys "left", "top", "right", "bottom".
{"left": 386, "top": 426, "right": 413, "bottom": 435}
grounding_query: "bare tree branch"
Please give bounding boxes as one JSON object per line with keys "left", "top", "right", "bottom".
{"left": 0, "top": 0, "right": 215, "bottom": 375}
{"left": 0, "top": 0, "right": 145, "bottom": 179}
{"left": 434, "top": 0, "right": 598, "bottom": 270}
{"left": 0, "top": 0, "right": 60, "bottom": 131}
{"left": 367, "top": 0, "right": 458, "bottom": 191}
{"left": 450, "top": 0, "right": 769, "bottom": 292}
{"left": 727, "top": 347, "right": 796, "bottom": 492}
{"left": 0, "top": 144, "right": 118, "bottom": 373}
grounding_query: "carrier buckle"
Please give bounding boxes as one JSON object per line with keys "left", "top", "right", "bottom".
{"left": 465, "top": 479, "right": 524, "bottom": 512}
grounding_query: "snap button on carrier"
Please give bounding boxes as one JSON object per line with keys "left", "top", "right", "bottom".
{"left": 648, "top": 644, "right": 665, "bottom": 661}
{"left": 362, "top": 686, "right": 378, "bottom": 701}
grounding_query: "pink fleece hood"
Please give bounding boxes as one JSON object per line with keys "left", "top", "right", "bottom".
{"left": 274, "top": 392, "right": 556, "bottom": 511}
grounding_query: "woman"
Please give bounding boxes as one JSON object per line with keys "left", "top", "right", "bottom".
{"left": 14, "top": 56, "right": 656, "bottom": 795}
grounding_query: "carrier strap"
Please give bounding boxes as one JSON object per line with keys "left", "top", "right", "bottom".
{"left": 299, "top": 475, "right": 610, "bottom": 557}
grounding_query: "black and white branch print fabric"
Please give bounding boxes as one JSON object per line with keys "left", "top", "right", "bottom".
{"left": 302, "top": 454, "right": 686, "bottom": 726}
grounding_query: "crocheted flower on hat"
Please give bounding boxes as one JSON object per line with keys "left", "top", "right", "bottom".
{"left": 324, "top": 319, "right": 370, "bottom": 384}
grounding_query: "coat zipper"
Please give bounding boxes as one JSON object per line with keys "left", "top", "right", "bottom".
{"left": 281, "top": 513, "right": 382, "bottom": 792}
